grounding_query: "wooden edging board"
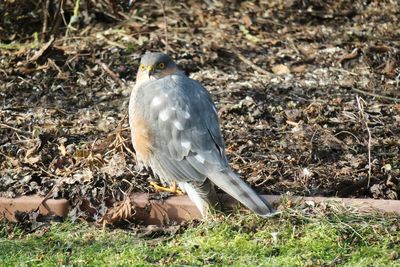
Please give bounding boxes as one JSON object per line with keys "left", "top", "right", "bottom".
{"left": 1, "top": 194, "right": 399, "bottom": 225}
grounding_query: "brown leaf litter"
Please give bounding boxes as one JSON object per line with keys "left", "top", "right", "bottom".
{"left": 0, "top": 0, "right": 399, "bottom": 223}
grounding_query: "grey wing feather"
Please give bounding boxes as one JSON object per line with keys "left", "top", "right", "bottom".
{"left": 134, "top": 74, "right": 227, "bottom": 183}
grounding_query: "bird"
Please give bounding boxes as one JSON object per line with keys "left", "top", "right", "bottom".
{"left": 129, "top": 52, "right": 275, "bottom": 218}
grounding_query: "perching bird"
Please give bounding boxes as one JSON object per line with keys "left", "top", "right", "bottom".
{"left": 129, "top": 52, "right": 275, "bottom": 217}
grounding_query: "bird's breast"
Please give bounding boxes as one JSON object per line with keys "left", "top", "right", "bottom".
{"left": 129, "top": 84, "right": 153, "bottom": 164}
{"left": 129, "top": 112, "right": 153, "bottom": 164}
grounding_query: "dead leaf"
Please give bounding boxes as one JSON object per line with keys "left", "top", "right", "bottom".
{"left": 74, "top": 149, "right": 90, "bottom": 159}
{"left": 71, "top": 169, "right": 93, "bottom": 183}
{"left": 339, "top": 77, "right": 355, "bottom": 88}
{"left": 101, "top": 153, "right": 126, "bottom": 177}
{"left": 272, "top": 64, "right": 290, "bottom": 74}
{"left": 24, "top": 139, "right": 41, "bottom": 164}
{"left": 382, "top": 164, "right": 392, "bottom": 172}
{"left": 291, "top": 64, "right": 306, "bottom": 73}
{"left": 58, "top": 138, "right": 68, "bottom": 156}
{"left": 25, "top": 154, "right": 41, "bottom": 165}
{"left": 338, "top": 48, "right": 359, "bottom": 63}
{"left": 285, "top": 109, "right": 302, "bottom": 121}
{"left": 242, "top": 15, "right": 252, "bottom": 27}
{"left": 99, "top": 197, "right": 135, "bottom": 225}
{"left": 384, "top": 59, "right": 397, "bottom": 78}
{"left": 368, "top": 45, "right": 391, "bottom": 53}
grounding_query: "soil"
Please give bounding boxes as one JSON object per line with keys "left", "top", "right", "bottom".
{"left": 0, "top": 0, "right": 399, "bottom": 220}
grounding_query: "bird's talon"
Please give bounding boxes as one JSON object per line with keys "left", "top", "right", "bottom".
{"left": 175, "top": 189, "right": 184, "bottom": 195}
{"left": 149, "top": 181, "right": 183, "bottom": 195}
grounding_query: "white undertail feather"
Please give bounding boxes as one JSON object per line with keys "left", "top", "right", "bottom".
{"left": 178, "top": 182, "right": 208, "bottom": 217}
{"left": 178, "top": 180, "right": 219, "bottom": 217}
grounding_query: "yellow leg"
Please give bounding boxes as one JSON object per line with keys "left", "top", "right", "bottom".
{"left": 149, "top": 181, "right": 184, "bottom": 195}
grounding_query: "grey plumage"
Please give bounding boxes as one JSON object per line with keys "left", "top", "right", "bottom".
{"left": 129, "top": 52, "right": 275, "bottom": 217}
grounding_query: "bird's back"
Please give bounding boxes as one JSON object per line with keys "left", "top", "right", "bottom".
{"left": 129, "top": 73, "right": 228, "bottom": 183}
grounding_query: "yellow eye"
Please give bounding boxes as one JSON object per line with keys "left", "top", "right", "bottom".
{"left": 140, "top": 64, "right": 146, "bottom": 71}
{"left": 158, "top": 62, "right": 165, "bottom": 69}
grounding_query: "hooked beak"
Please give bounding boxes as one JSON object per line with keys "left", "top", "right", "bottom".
{"left": 146, "top": 65, "right": 155, "bottom": 76}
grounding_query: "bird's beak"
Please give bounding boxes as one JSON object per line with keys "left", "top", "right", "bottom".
{"left": 147, "top": 65, "right": 155, "bottom": 76}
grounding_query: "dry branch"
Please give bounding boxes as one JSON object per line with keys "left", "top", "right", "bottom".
{"left": 356, "top": 95, "right": 372, "bottom": 188}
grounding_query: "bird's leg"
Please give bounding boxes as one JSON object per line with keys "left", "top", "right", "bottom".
{"left": 149, "top": 181, "right": 184, "bottom": 195}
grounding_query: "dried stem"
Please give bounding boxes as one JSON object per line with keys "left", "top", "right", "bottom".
{"left": 352, "top": 88, "right": 400, "bottom": 103}
{"left": 232, "top": 49, "right": 271, "bottom": 76}
{"left": 49, "top": 0, "right": 65, "bottom": 36}
{"left": 0, "top": 123, "right": 31, "bottom": 135}
{"left": 159, "top": 0, "right": 170, "bottom": 53}
{"left": 41, "top": 0, "right": 50, "bottom": 38}
{"left": 96, "top": 60, "right": 126, "bottom": 87}
{"left": 356, "top": 95, "right": 372, "bottom": 188}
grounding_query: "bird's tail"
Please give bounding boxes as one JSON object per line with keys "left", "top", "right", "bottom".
{"left": 208, "top": 169, "right": 274, "bottom": 217}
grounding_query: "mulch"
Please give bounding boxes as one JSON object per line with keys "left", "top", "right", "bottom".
{"left": 0, "top": 0, "right": 399, "bottom": 221}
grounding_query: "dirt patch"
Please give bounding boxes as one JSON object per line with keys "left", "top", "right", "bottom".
{"left": 1, "top": 0, "right": 399, "bottom": 220}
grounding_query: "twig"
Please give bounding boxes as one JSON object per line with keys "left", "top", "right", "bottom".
{"left": 159, "top": 0, "right": 171, "bottom": 53}
{"left": 29, "top": 35, "right": 55, "bottom": 62}
{"left": 330, "top": 67, "right": 359, "bottom": 76}
{"left": 60, "top": 0, "right": 68, "bottom": 27}
{"left": 355, "top": 95, "right": 372, "bottom": 188}
{"left": 338, "top": 48, "right": 359, "bottom": 64}
{"left": 96, "top": 60, "right": 126, "bottom": 87}
{"left": 49, "top": 0, "right": 65, "bottom": 36}
{"left": 104, "top": 112, "right": 137, "bottom": 160}
{"left": 287, "top": 37, "right": 300, "bottom": 56}
{"left": 351, "top": 88, "right": 400, "bottom": 102}
{"left": 98, "top": 35, "right": 126, "bottom": 49}
{"left": 334, "top": 130, "right": 361, "bottom": 144}
{"left": 35, "top": 168, "right": 67, "bottom": 213}
{"left": 47, "top": 58, "right": 64, "bottom": 77}
{"left": 39, "top": 167, "right": 64, "bottom": 179}
{"left": 309, "top": 128, "right": 319, "bottom": 161}
{"left": 41, "top": 0, "right": 50, "bottom": 38}
{"left": 0, "top": 123, "right": 31, "bottom": 135}
{"left": 232, "top": 49, "right": 271, "bottom": 76}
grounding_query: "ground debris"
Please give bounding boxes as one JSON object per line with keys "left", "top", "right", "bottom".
{"left": 1, "top": 0, "right": 399, "bottom": 220}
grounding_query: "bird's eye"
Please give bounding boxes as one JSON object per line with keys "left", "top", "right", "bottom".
{"left": 140, "top": 64, "right": 146, "bottom": 71}
{"left": 158, "top": 62, "right": 165, "bottom": 69}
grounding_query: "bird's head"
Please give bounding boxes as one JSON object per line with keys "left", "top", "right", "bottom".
{"left": 136, "top": 52, "right": 178, "bottom": 84}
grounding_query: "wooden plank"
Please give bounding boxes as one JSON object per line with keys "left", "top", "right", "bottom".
{"left": 1, "top": 194, "right": 399, "bottom": 225}
{"left": 0, "top": 196, "right": 70, "bottom": 222}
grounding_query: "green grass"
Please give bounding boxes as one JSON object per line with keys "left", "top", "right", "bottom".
{"left": 1, "top": 206, "right": 400, "bottom": 266}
